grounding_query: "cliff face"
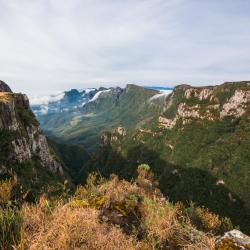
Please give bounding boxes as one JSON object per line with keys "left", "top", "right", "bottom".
{"left": 0, "top": 81, "right": 63, "bottom": 174}
{"left": 158, "top": 82, "right": 250, "bottom": 129}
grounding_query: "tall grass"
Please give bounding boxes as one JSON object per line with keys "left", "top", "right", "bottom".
{"left": 0, "top": 209, "right": 21, "bottom": 250}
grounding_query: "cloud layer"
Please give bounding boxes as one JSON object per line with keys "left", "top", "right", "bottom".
{"left": 0, "top": 0, "right": 250, "bottom": 95}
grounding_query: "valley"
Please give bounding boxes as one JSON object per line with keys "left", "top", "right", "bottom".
{"left": 1, "top": 80, "right": 250, "bottom": 249}
{"left": 32, "top": 81, "right": 250, "bottom": 233}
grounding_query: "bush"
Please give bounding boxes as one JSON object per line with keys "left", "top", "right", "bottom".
{"left": 186, "top": 203, "right": 233, "bottom": 234}
{"left": 137, "top": 164, "right": 150, "bottom": 172}
{"left": 0, "top": 176, "right": 17, "bottom": 205}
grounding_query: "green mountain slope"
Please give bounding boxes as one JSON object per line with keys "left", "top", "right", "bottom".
{"left": 38, "top": 84, "right": 166, "bottom": 152}
{"left": 79, "top": 81, "right": 250, "bottom": 233}
{"left": 48, "top": 139, "right": 91, "bottom": 181}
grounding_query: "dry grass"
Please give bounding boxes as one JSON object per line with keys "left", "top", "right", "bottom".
{"left": 21, "top": 198, "right": 142, "bottom": 250}
{"left": 185, "top": 203, "right": 233, "bottom": 235}
{"left": 0, "top": 176, "right": 17, "bottom": 204}
{"left": 0, "top": 166, "right": 229, "bottom": 249}
{"left": 17, "top": 168, "right": 217, "bottom": 250}
{"left": 0, "top": 93, "right": 12, "bottom": 102}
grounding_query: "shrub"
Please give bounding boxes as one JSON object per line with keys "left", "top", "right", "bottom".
{"left": 186, "top": 203, "right": 233, "bottom": 234}
{"left": 0, "top": 176, "right": 17, "bottom": 205}
{"left": 137, "top": 164, "right": 150, "bottom": 172}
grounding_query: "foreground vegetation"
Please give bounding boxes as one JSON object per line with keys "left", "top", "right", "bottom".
{"left": 0, "top": 165, "right": 234, "bottom": 250}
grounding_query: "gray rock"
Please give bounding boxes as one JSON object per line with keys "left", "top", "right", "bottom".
{"left": 215, "top": 230, "right": 250, "bottom": 250}
{"left": 0, "top": 80, "right": 12, "bottom": 92}
{"left": 0, "top": 88, "right": 63, "bottom": 174}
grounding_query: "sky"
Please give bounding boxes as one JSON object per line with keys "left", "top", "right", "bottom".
{"left": 0, "top": 0, "right": 250, "bottom": 95}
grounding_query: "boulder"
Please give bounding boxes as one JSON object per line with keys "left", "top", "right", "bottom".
{"left": 215, "top": 230, "right": 250, "bottom": 250}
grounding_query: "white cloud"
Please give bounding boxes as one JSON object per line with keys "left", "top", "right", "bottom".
{"left": 30, "top": 92, "right": 65, "bottom": 105}
{"left": 0, "top": 0, "right": 250, "bottom": 95}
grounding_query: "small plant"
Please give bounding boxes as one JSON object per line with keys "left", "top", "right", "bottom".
{"left": 138, "top": 164, "right": 150, "bottom": 172}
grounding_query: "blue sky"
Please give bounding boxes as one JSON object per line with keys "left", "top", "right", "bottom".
{"left": 0, "top": 0, "right": 250, "bottom": 95}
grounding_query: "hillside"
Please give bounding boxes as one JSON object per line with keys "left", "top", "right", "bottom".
{"left": 1, "top": 164, "right": 243, "bottom": 249}
{"left": 79, "top": 81, "right": 250, "bottom": 234}
{"left": 1, "top": 81, "right": 250, "bottom": 249}
{"left": 35, "top": 84, "right": 168, "bottom": 152}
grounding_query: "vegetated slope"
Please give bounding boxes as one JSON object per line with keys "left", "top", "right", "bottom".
{"left": 0, "top": 81, "right": 67, "bottom": 201}
{"left": 36, "top": 84, "right": 168, "bottom": 152}
{"left": 2, "top": 165, "right": 236, "bottom": 250}
{"left": 80, "top": 81, "right": 250, "bottom": 234}
{"left": 48, "top": 139, "right": 91, "bottom": 181}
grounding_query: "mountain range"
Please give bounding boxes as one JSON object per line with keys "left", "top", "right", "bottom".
{"left": 31, "top": 81, "right": 250, "bottom": 234}
{"left": 31, "top": 85, "right": 173, "bottom": 152}
{"left": 1, "top": 80, "right": 250, "bottom": 237}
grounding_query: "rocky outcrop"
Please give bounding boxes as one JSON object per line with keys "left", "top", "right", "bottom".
{"left": 159, "top": 116, "right": 177, "bottom": 129}
{"left": 0, "top": 93, "right": 20, "bottom": 130}
{"left": 114, "top": 126, "right": 126, "bottom": 136}
{"left": 0, "top": 80, "right": 12, "bottom": 92}
{"left": 159, "top": 82, "right": 250, "bottom": 129}
{"left": 220, "top": 90, "right": 250, "bottom": 118}
{"left": 0, "top": 83, "right": 63, "bottom": 173}
{"left": 184, "top": 87, "right": 214, "bottom": 101}
{"left": 215, "top": 230, "right": 250, "bottom": 250}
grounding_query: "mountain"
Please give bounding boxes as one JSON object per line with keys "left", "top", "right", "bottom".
{"left": 33, "top": 84, "right": 172, "bottom": 152}
{"left": 31, "top": 87, "right": 98, "bottom": 116}
{"left": 79, "top": 81, "right": 250, "bottom": 233}
{"left": 29, "top": 81, "right": 250, "bottom": 233}
{"left": 1, "top": 80, "right": 250, "bottom": 248}
{"left": 0, "top": 81, "right": 66, "bottom": 201}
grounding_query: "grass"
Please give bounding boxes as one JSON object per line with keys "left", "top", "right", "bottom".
{"left": 0, "top": 166, "right": 234, "bottom": 249}
{"left": 0, "top": 176, "right": 17, "bottom": 205}
{"left": 0, "top": 93, "right": 12, "bottom": 102}
{"left": 0, "top": 209, "right": 21, "bottom": 250}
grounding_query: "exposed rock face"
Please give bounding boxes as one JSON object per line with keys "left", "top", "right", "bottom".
{"left": 215, "top": 230, "right": 250, "bottom": 250}
{"left": 159, "top": 116, "right": 177, "bottom": 129}
{"left": 110, "top": 126, "right": 127, "bottom": 143}
{"left": 0, "top": 93, "right": 20, "bottom": 130}
{"left": 159, "top": 82, "right": 250, "bottom": 129}
{"left": 220, "top": 90, "right": 250, "bottom": 118}
{"left": 100, "top": 132, "right": 112, "bottom": 147}
{"left": 0, "top": 83, "right": 63, "bottom": 173}
{"left": 184, "top": 87, "right": 213, "bottom": 101}
{"left": 114, "top": 126, "right": 126, "bottom": 136}
{"left": 0, "top": 80, "right": 12, "bottom": 92}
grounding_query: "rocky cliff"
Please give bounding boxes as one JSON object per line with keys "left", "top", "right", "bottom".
{"left": 159, "top": 81, "right": 250, "bottom": 129}
{"left": 0, "top": 81, "right": 63, "bottom": 174}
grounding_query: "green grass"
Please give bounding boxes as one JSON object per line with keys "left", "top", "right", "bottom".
{"left": 0, "top": 209, "right": 21, "bottom": 250}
